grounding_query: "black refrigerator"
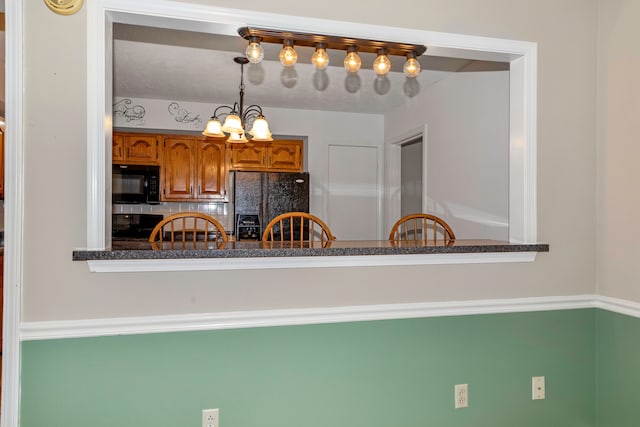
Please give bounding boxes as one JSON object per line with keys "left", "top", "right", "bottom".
{"left": 233, "top": 171, "right": 310, "bottom": 240}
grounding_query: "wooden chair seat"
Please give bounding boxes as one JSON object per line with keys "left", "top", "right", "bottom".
{"left": 262, "top": 212, "right": 335, "bottom": 245}
{"left": 388, "top": 213, "right": 455, "bottom": 243}
{"left": 148, "top": 212, "right": 228, "bottom": 249}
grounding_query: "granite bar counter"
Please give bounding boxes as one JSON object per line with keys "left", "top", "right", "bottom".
{"left": 73, "top": 239, "right": 549, "bottom": 261}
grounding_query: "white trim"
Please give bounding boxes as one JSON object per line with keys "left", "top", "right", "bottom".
{"left": 87, "top": 0, "right": 538, "bottom": 251}
{"left": 2, "top": 1, "right": 25, "bottom": 426}
{"left": 85, "top": 252, "right": 539, "bottom": 273}
{"left": 21, "top": 295, "right": 598, "bottom": 341}
{"left": 595, "top": 296, "right": 640, "bottom": 319}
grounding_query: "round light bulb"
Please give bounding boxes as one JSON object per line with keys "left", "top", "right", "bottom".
{"left": 344, "top": 48, "right": 361, "bottom": 73}
{"left": 403, "top": 54, "right": 421, "bottom": 78}
{"left": 279, "top": 40, "right": 298, "bottom": 67}
{"left": 311, "top": 44, "right": 329, "bottom": 70}
{"left": 373, "top": 50, "right": 391, "bottom": 76}
{"left": 245, "top": 38, "right": 264, "bottom": 64}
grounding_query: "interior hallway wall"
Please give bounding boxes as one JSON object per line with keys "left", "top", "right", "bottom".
{"left": 596, "top": 0, "right": 640, "bottom": 303}
{"left": 385, "top": 71, "right": 509, "bottom": 240}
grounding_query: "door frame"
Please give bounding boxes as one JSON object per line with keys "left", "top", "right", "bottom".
{"left": 2, "top": 1, "right": 24, "bottom": 427}
{"left": 386, "top": 125, "right": 429, "bottom": 234}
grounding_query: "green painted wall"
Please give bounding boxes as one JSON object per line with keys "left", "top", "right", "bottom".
{"left": 21, "top": 310, "right": 596, "bottom": 427}
{"left": 596, "top": 310, "right": 640, "bottom": 427}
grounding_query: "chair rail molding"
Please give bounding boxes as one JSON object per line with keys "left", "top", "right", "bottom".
{"left": 22, "top": 294, "right": 599, "bottom": 341}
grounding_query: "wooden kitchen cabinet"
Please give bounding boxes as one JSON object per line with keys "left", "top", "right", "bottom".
{"left": 229, "top": 139, "right": 303, "bottom": 172}
{"left": 163, "top": 136, "right": 227, "bottom": 201}
{"left": 113, "top": 132, "right": 161, "bottom": 165}
{"left": 197, "top": 139, "right": 228, "bottom": 199}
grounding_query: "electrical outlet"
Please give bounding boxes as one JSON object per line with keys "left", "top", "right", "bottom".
{"left": 532, "top": 376, "right": 545, "bottom": 400}
{"left": 202, "top": 408, "right": 219, "bottom": 427}
{"left": 455, "top": 384, "right": 469, "bottom": 408}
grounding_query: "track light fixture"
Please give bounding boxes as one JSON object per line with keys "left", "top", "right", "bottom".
{"left": 239, "top": 27, "right": 426, "bottom": 77}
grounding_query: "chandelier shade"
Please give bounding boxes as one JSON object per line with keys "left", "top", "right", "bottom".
{"left": 248, "top": 115, "right": 273, "bottom": 141}
{"left": 203, "top": 118, "right": 224, "bottom": 138}
{"left": 221, "top": 114, "right": 243, "bottom": 134}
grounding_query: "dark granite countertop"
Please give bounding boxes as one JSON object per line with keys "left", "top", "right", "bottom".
{"left": 73, "top": 239, "right": 549, "bottom": 261}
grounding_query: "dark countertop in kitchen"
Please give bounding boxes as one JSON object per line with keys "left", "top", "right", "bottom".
{"left": 73, "top": 239, "right": 549, "bottom": 261}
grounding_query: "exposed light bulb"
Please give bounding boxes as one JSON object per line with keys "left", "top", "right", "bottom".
{"left": 311, "top": 43, "right": 329, "bottom": 70}
{"left": 343, "top": 47, "right": 361, "bottom": 73}
{"left": 373, "top": 49, "right": 391, "bottom": 76}
{"left": 403, "top": 52, "right": 421, "bottom": 78}
{"left": 245, "top": 37, "right": 264, "bottom": 64}
{"left": 279, "top": 40, "right": 298, "bottom": 67}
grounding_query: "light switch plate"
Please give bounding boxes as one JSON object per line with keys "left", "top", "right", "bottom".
{"left": 532, "top": 376, "right": 545, "bottom": 400}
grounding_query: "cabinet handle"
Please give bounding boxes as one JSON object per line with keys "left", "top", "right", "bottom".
{"left": 190, "top": 185, "right": 193, "bottom": 195}
{"left": 198, "top": 185, "right": 201, "bottom": 194}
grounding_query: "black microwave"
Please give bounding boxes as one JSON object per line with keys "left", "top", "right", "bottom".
{"left": 112, "top": 164, "right": 160, "bottom": 204}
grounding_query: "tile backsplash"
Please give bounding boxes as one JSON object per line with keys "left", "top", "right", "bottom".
{"left": 113, "top": 202, "right": 233, "bottom": 231}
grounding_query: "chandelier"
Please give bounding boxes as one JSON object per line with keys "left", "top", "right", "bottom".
{"left": 239, "top": 27, "right": 427, "bottom": 78}
{"left": 202, "top": 56, "right": 273, "bottom": 143}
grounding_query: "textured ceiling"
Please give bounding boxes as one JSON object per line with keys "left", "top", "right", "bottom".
{"left": 113, "top": 24, "right": 509, "bottom": 115}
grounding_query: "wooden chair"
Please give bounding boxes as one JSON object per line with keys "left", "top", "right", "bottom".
{"left": 262, "top": 212, "right": 335, "bottom": 245}
{"left": 148, "top": 212, "right": 228, "bottom": 249}
{"left": 388, "top": 213, "right": 456, "bottom": 243}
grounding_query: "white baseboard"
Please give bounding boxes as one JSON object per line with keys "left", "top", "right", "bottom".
{"left": 21, "top": 294, "right": 601, "bottom": 341}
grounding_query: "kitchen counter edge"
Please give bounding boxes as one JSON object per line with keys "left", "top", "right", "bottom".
{"left": 72, "top": 240, "right": 550, "bottom": 261}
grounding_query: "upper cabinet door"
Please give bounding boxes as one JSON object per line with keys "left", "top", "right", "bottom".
{"left": 112, "top": 134, "right": 125, "bottom": 162}
{"left": 163, "top": 137, "right": 196, "bottom": 200}
{"left": 196, "top": 139, "right": 227, "bottom": 199}
{"left": 124, "top": 135, "right": 160, "bottom": 164}
{"left": 230, "top": 140, "right": 303, "bottom": 172}
{"left": 112, "top": 132, "right": 161, "bottom": 165}
{"left": 267, "top": 140, "right": 303, "bottom": 172}
{"left": 229, "top": 143, "right": 266, "bottom": 171}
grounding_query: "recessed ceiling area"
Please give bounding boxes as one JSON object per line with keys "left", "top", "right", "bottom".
{"left": 113, "top": 24, "right": 509, "bottom": 115}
